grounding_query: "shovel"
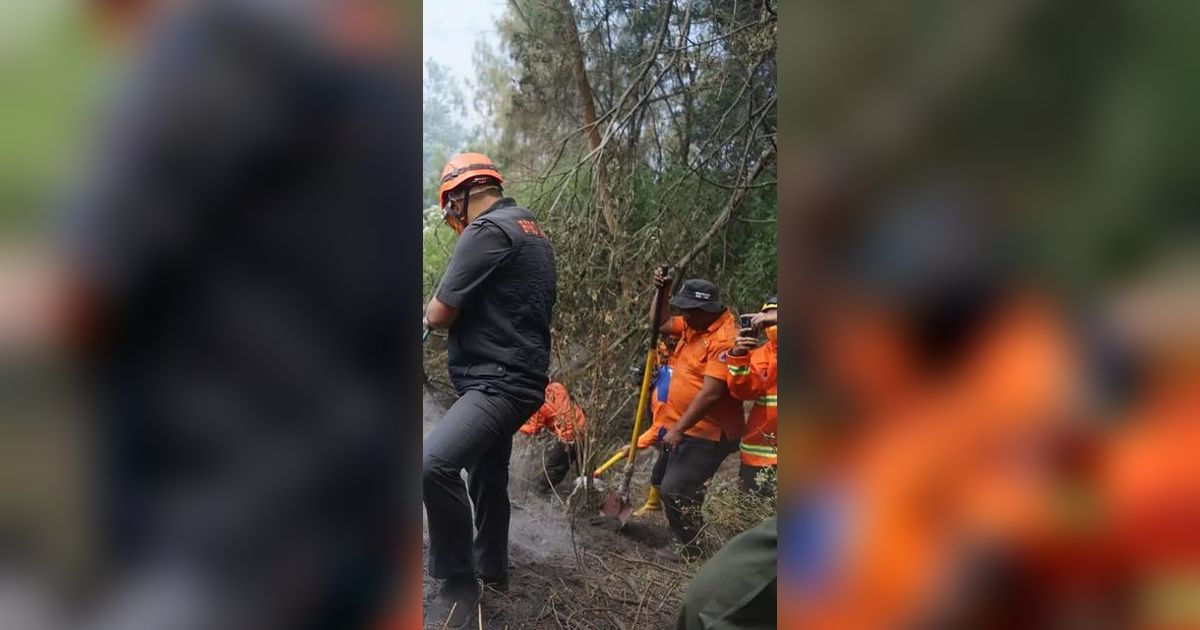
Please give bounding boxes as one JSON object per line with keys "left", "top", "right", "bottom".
{"left": 602, "top": 265, "right": 669, "bottom": 525}
{"left": 571, "top": 442, "right": 637, "bottom": 496}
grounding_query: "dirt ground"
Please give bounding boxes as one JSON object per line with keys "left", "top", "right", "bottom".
{"left": 421, "top": 388, "right": 710, "bottom": 630}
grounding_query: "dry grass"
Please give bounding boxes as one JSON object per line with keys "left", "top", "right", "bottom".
{"left": 696, "top": 466, "right": 776, "bottom": 553}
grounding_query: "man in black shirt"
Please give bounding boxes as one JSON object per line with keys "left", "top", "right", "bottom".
{"left": 63, "top": 1, "right": 415, "bottom": 628}
{"left": 423, "top": 153, "right": 556, "bottom": 627}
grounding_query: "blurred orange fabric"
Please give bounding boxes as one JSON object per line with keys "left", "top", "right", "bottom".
{"left": 519, "top": 381, "right": 586, "bottom": 443}
{"left": 791, "top": 295, "right": 1078, "bottom": 629}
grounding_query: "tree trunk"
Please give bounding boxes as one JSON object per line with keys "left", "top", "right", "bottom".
{"left": 558, "top": 0, "right": 620, "bottom": 236}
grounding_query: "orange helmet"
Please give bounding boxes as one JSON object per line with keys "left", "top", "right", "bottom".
{"left": 438, "top": 152, "right": 504, "bottom": 208}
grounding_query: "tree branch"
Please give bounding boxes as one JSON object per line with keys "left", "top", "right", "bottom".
{"left": 675, "top": 142, "right": 776, "bottom": 272}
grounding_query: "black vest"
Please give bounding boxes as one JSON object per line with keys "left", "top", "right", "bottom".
{"left": 447, "top": 200, "right": 556, "bottom": 400}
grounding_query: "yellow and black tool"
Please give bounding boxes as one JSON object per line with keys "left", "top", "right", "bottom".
{"left": 592, "top": 447, "right": 630, "bottom": 477}
{"left": 602, "top": 265, "right": 670, "bottom": 525}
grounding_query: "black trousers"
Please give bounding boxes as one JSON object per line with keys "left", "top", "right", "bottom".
{"left": 536, "top": 439, "right": 576, "bottom": 490}
{"left": 650, "top": 443, "right": 669, "bottom": 487}
{"left": 659, "top": 435, "right": 737, "bottom": 549}
{"left": 423, "top": 388, "right": 540, "bottom": 582}
{"left": 739, "top": 463, "right": 777, "bottom": 497}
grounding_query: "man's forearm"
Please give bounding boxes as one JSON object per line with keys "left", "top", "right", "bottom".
{"left": 425, "top": 295, "right": 459, "bottom": 329}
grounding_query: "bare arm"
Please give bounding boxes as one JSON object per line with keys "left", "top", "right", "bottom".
{"left": 424, "top": 295, "right": 459, "bottom": 329}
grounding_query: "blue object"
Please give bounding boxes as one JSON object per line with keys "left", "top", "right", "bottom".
{"left": 655, "top": 365, "right": 672, "bottom": 403}
{"left": 780, "top": 484, "right": 852, "bottom": 593}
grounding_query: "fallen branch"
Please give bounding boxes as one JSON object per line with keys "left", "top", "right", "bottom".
{"left": 654, "top": 576, "right": 684, "bottom": 614}
{"left": 609, "top": 553, "right": 693, "bottom": 578}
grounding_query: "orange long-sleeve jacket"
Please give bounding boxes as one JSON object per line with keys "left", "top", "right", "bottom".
{"left": 519, "top": 381, "right": 586, "bottom": 444}
{"left": 726, "top": 326, "right": 778, "bottom": 466}
{"left": 636, "top": 337, "right": 678, "bottom": 448}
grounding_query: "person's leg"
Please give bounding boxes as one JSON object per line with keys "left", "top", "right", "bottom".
{"left": 659, "top": 437, "right": 733, "bottom": 554}
{"left": 467, "top": 428, "right": 513, "bottom": 581}
{"left": 739, "top": 462, "right": 756, "bottom": 493}
{"left": 650, "top": 443, "right": 669, "bottom": 487}
{"left": 635, "top": 444, "right": 669, "bottom": 516}
{"left": 465, "top": 390, "right": 539, "bottom": 583}
{"left": 566, "top": 439, "right": 580, "bottom": 474}
{"left": 541, "top": 440, "right": 571, "bottom": 488}
{"left": 741, "top": 462, "right": 776, "bottom": 496}
{"left": 676, "top": 517, "right": 778, "bottom": 630}
{"left": 422, "top": 390, "right": 513, "bottom": 581}
{"left": 755, "top": 465, "right": 777, "bottom": 498}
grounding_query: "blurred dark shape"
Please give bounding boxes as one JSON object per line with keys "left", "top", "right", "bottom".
{"left": 60, "top": 0, "right": 418, "bottom": 628}
{"left": 840, "top": 187, "right": 1011, "bottom": 377}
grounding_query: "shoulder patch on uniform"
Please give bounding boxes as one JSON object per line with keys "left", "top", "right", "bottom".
{"left": 717, "top": 350, "right": 729, "bottom": 363}
{"left": 516, "top": 219, "right": 546, "bottom": 238}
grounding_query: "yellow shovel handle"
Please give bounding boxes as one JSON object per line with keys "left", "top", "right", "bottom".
{"left": 626, "top": 348, "right": 655, "bottom": 462}
{"left": 592, "top": 447, "right": 629, "bottom": 477}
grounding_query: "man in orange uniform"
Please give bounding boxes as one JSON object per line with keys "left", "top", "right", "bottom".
{"left": 519, "top": 381, "right": 586, "bottom": 490}
{"left": 726, "top": 296, "right": 778, "bottom": 496}
{"left": 651, "top": 269, "right": 743, "bottom": 558}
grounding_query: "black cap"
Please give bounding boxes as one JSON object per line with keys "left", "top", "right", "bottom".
{"left": 670, "top": 279, "right": 724, "bottom": 313}
{"left": 762, "top": 295, "right": 777, "bottom": 311}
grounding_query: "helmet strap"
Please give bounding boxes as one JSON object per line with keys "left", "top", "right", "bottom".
{"left": 460, "top": 187, "right": 470, "bottom": 227}
{"left": 444, "top": 177, "right": 502, "bottom": 235}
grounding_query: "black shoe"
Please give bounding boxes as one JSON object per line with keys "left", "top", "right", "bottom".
{"left": 427, "top": 578, "right": 480, "bottom": 629}
{"left": 479, "top": 573, "right": 509, "bottom": 593}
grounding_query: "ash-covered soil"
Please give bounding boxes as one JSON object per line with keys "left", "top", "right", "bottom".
{"left": 421, "top": 388, "right": 697, "bottom": 629}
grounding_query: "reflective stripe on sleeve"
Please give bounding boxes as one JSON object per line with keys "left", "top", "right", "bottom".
{"left": 739, "top": 443, "right": 778, "bottom": 458}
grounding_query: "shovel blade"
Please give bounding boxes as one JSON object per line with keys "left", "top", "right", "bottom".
{"left": 601, "top": 491, "right": 628, "bottom": 518}
{"left": 616, "top": 502, "right": 634, "bottom": 526}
